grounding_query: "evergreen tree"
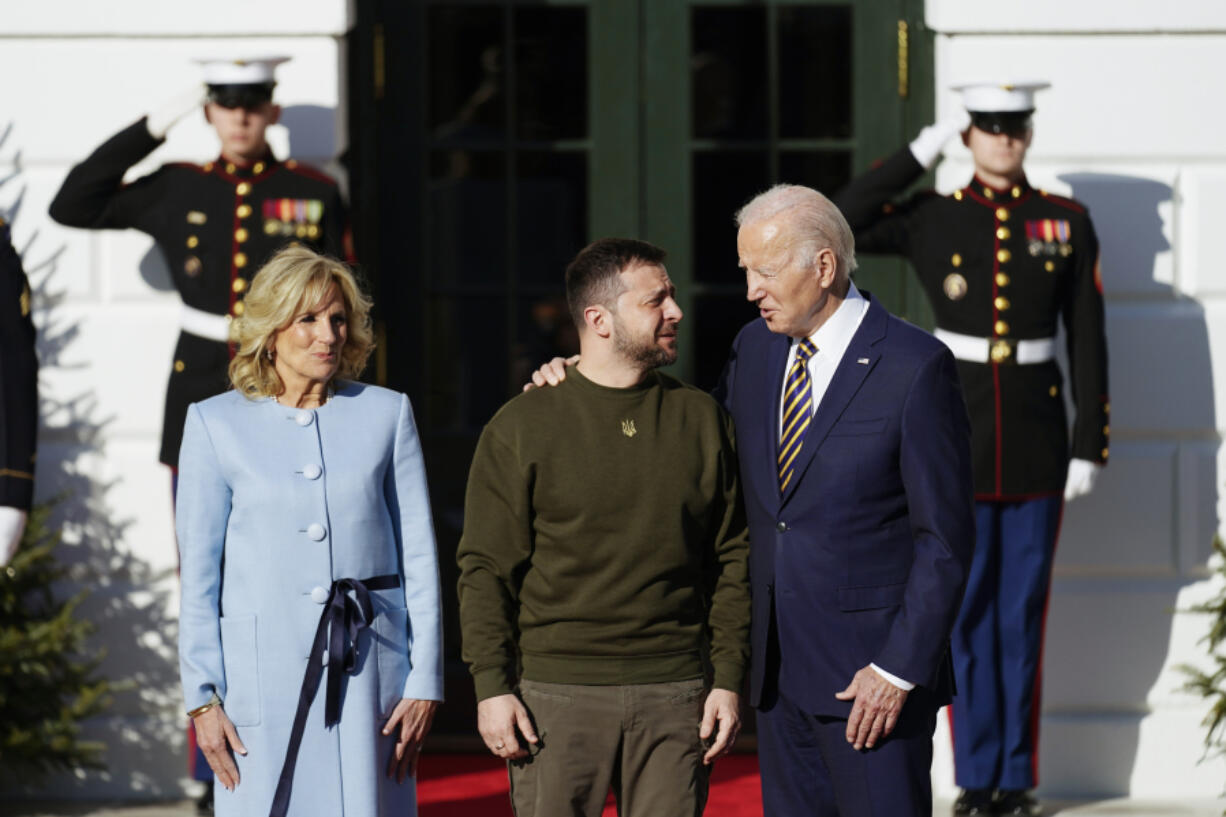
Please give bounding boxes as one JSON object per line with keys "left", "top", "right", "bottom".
{"left": 0, "top": 501, "right": 113, "bottom": 782}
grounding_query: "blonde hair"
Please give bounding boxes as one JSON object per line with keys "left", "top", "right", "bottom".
{"left": 228, "top": 246, "right": 375, "bottom": 398}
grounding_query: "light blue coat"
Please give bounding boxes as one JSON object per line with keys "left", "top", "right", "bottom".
{"left": 177, "top": 382, "right": 444, "bottom": 817}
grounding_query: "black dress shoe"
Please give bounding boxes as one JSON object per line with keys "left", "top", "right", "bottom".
{"left": 995, "top": 789, "right": 1042, "bottom": 817}
{"left": 195, "top": 780, "right": 214, "bottom": 815}
{"left": 953, "top": 788, "right": 996, "bottom": 816}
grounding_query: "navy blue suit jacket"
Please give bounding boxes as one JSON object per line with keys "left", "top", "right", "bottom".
{"left": 715, "top": 293, "right": 974, "bottom": 718}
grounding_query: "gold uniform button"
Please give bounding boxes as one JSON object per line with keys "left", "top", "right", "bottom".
{"left": 236, "top": 182, "right": 251, "bottom": 196}
{"left": 995, "top": 296, "right": 1011, "bottom": 311}
{"left": 994, "top": 320, "right": 1010, "bottom": 335}
{"left": 996, "top": 227, "right": 1011, "bottom": 240}
{"left": 174, "top": 360, "right": 185, "bottom": 373}
{"left": 234, "top": 252, "right": 248, "bottom": 268}
{"left": 253, "top": 161, "right": 266, "bottom": 174}
{"left": 1049, "top": 385, "right": 1059, "bottom": 397}
{"left": 225, "top": 162, "right": 236, "bottom": 174}
{"left": 237, "top": 204, "right": 252, "bottom": 219}
{"left": 233, "top": 278, "right": 247, "bottom": 293}
{"left": 1104, "top": 425, "right": 1110, "bottom": 435}
{"left": 983, "top": 188, "right": 995, "bottom": 200}
{"left": 997, "top": 249, "right": 1012, "bottom": 263}
{"left": 953, "top": 189, "right": 964, "bottom": 201}
{"left": 996, "top": 273, "right": 1010, "bottom": 287}
{"left": 1101, "top": 447, "right": 1110, "bottom": 460}
{"left": 1011, "top": 185, "right": 1022, "bottom": 199}
{"left": 1045, "top": 260, "right": 1056, "bottom": 272}
{"left": 951, "top": 253, "right": 963, "bottom": 267}
{"left": 235, "top": 227, "right": 249, "bottom": 243}
{"left": 996, "top": 208, "right": 1010, "bottom": 221}
{"left": 1105, "top": 402, "right": 1111, "bottom": 413}
{"left": 186, "top": 235, "right": 199, "bottom": 249}
{"left": 232, "top": 301, "right": 245, "bottom": 316}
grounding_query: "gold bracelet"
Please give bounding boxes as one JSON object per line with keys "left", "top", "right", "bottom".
{"left": 187, "top": 693, "right": 222, "bottom": 718}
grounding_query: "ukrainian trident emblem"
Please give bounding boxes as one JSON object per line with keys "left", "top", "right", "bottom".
{"left": 621, "top": 419, "right": 637, "bottom": 438}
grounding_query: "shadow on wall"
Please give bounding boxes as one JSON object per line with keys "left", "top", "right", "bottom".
{"left": 138, "top": 103, "right": 340, "bottom": 292}
{"left": 0, "top": 123, "right": 183, "bottom": 800}
{"left": 1040, "top": 173, "right": 1219, "bottom": 797}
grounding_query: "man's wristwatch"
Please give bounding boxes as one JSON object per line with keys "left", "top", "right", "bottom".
{"left": 187, "top": 692, "right": 223, "bottom": 718}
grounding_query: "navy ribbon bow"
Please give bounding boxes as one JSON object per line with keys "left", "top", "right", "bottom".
{"left": 269, "top": 574, "right": 400, "bottom": 817}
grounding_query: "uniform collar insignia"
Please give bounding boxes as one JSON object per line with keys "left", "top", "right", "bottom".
{"left": 211, "top": 151, "right": 279, "bottom": 180}
{"left": 969, "top": 174, "right": 1031, "bottom": 201}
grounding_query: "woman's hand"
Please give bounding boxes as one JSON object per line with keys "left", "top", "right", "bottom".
{"left": 382, "top": 698, "right": 439, "bottom": 782}
{"left": 192, "top": 706, "right": 247, "bottom": 791}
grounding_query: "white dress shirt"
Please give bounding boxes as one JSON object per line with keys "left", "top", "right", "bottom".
{"left": 776, "top": 283, "right": 915, "bottom": 692}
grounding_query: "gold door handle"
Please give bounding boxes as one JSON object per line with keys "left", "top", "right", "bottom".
{"left": 897, "top": 20, "right": 909, "bottom": 99}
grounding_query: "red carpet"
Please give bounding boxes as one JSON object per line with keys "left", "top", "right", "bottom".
{"left": 417, "top": 753, "right": 763, "bottom": 816}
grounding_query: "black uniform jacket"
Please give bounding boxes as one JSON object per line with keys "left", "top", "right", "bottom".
{"left": 0, "top": 219, "right": 38, "bottom": 510}
{"left": 834, "top": 146, "right": 1109, "bottom": 499}
{"left": 49, "top": 118, "right": 347, "bottom": 467}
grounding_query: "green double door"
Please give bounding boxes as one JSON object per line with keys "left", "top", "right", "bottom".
{"left": 348, "top": 0, "right": 932, "bottom": 734}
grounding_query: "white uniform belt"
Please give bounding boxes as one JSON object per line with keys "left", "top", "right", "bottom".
{"left": 180, "top": 304, "right": 232, "bottom": 343}
{"left": 934, "top": 328, "right": 1056, "bottom": 365}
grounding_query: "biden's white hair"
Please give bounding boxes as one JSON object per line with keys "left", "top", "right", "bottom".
{"left": 735, "top": 184, "right": 858, "bottom": 279}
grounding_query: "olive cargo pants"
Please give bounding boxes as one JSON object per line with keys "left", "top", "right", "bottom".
{"left": 509, "top": 678, "right": 711, "bottom": 817}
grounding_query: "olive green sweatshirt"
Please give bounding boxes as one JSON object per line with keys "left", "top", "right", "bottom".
{"left": 457, "top": 367, "right": 751, "bottom": 702}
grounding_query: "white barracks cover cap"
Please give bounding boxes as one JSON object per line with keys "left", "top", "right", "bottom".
{"left": 951, "top": 80, "right": 1051, "bottom": 113}
{"left": 195, "top": 56, "right": 291, "bottom": 85}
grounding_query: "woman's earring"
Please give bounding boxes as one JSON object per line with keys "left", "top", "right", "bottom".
{"left": 266, "top": 348, "right": 274, "bottom": 361}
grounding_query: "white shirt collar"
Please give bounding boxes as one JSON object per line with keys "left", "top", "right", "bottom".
{"left": 796, "top": 281, "right": 868, "bottom": 355}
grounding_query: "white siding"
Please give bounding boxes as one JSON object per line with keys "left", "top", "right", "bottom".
{"left": 928, "top": 1, "right": 1226, "bottom": 799}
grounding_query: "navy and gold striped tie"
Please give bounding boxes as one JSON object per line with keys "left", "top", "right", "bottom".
{"left": 778, "top": 339, "right": 818, "bottom": 492}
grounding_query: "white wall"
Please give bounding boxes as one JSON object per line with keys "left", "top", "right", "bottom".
{"left": 926, "top": 0, "right": 1226, "bottom": 800}
{"left": 1, "top": 0, "right": 348, "bottom": 799}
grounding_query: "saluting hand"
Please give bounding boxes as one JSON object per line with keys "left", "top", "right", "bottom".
{"left": 193, "top": 705, "right": 247, "bottom": 791}
{"left": 383, "top": 698, "right": 439, "bottom": 783}
{"left": 835, "top": 665, "right": 909, "bottom": 751}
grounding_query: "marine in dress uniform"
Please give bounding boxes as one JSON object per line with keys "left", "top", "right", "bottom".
{"left": 833, "top": 82, "right": 1109, "bottom": 816}
{"left": 47, "top": 56, "right": 349, "bottom": 808}
{"left": 0, "top": 217, "right": 38, "bottom": 566}
{"left": 48, "top": 57, "right": 349, "bottom": 469}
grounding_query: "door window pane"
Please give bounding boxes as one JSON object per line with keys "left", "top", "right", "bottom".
{"left": 428, "top": 150, "right": 507, "bottom": 286}
{"left": 779, "top": 151, "right": 852, "bottom": 198}
{"left": 516, "top": 152, "right": 587, "bottom": 285}
{"left": 514, "top": 7, "right": 588, "bottom": 139}
{"left": 778, "top": 6, "right": 853, "bottom": 139}
{"left": 691, "top": 7, "right": 768, "bottom": 139}
{"left": 429, "top": 5, "right": 506, "bottom": 143}
{"left": 692, "top": 152, "right": 769, "bottom": 283}
{"left": 425, "top": 296, "right": 509, "bottom": 431}
{"left": 691, "top": 295, "right": 761, "bottom": 393}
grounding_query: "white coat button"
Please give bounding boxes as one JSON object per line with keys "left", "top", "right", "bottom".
{"left": 302, "top": 463, "right": 322, "bottom": 480}
{"left": 306, "top": 523, "right": 326, "bottom": 541}
{"left": 310, "top": 586, "right": 329, "bottom": 604}
{"left": 295, "top": 411, "right": 313, "bottom": 426}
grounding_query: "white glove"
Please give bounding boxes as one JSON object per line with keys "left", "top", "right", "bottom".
{"left": 0, "top": 506, "right": 28, "bottom": 567}
{"left": 1064, "top": 458, "right": 1102, "bottom": 502}
{"left": 146, "top": 86, "right": 208, "bottom": 140}
{"left": 908, "top": 110, "right": 973, "bottom": 171}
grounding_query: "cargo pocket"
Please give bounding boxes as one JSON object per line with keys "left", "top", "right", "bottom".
{"left": 219, "top": 615, "right": 260, "bottom": 726}
{"left": 375, "top": 607, "right": 410, "bottom": 717}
